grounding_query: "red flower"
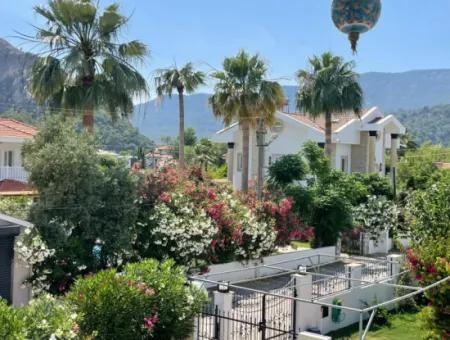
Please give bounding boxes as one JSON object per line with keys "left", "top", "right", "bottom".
{"left": 207, "top": 188, "right": 217, "bottom": 200}
{"left": 144, "top": 314, "right": 159, "bottom": 331}
{"left": 427, "top": 265, "right": 437, "bottom": 274}
{"left": 158, "top": 192, "right": 172, "bottom": 203}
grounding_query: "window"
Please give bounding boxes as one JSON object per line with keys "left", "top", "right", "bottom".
{"left": 3, "top": 151, "right": 13, "bottom": 167}
{"left": 237, "top": 153, "right": 243, "bottom": 171}
{"left": 340, "top": 156, "right": 348, "bottom": 173}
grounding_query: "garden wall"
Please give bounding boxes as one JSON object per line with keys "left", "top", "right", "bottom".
{"left": 197, "top": 246, "right": 336, "bottom": 286}
{"left": 299, "top": 282, "right": 395, "bottom": 335}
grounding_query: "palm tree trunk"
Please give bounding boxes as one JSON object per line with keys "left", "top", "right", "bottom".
{"left": 325, "top": 111, "right": 333, "bottom": 160}
{"left": 178, "top": 89, "right": 185, "bottom": 169}
{"left": 82, "top": 106, "right": 94, "bottom": 132}
{"left": 241, "top": 121, "right": 250, "bottom": 192}
{"left": 256, "top": 118, "right": 265, "bottom": 200}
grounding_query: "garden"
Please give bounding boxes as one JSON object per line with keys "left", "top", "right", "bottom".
{"left": 1, "top": 116, "right": 449, "bottom": 339}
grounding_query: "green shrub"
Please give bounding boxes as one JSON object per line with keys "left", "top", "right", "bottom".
{"left": 0, "top": 299, "right": 25, "bottom": 340}
{"left": 351, "top": 173, "right": 393, "bottom": 201}
{"left": 0, "top": 295, "right": 76, "bottom": 340}
{"left": 23, "top": 116, "right": 141, "bottom": 293}
{"left": 397, "top": 143, "right": 450, "bottom": 191}
{"left": 0, "top": 196, "right": 32, "bottom": 220}
{"left": 268, "top": 154, "right": 307, "bottom": 187}
{"left": 21, "top": 294, "right": 78, "bottom": 339}
{"left": 68, "top": 259, "right": 207, "bottom": 340}
{"left": 207, "top": 164, "right": 227, "bottom": 179}
{"left": 373, "top": 305, "right": 391, "bottom": 327}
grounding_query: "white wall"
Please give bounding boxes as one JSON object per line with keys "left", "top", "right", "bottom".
{"left": 195, "top": 247, "right": 336, "bottom": 287}
{"left": 366, "top": 230, "right": 391, "bottom": 255}
{"left": 317, "top": 284, "right": 395, "bottom": 335}
{"left": 12, "top": 236, "right": 31, "bottom": 306}
{"left": 334, "top": 144, "right": 352, "bottom": 173}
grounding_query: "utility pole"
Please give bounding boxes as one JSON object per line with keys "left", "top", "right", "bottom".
{"left": 256, "top": 117, "right": 266, "bottom": 200}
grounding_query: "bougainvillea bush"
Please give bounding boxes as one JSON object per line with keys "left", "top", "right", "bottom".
{"left": 240, "top": 191, "right": 313, "bottom": 246}
{"left": 405, "top": 172, "right": 450, "bottom": 339}
{"left": 406, "top": 239, "right": 450, "bottom": 339}
{"left": 136, "top": 166, "right": 278, "bottom": 266}
{"left": 67, "top": 259, "right": 206, "bottom": 340}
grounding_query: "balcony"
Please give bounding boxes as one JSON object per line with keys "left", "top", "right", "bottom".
{"left": 0, "top": 166, "right": 29, "bottom": 183}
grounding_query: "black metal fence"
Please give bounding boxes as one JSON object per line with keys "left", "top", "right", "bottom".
{"left": 341, "top": 231, "right": 364, "bottom": 255}
{"left": 195, "top": 289, "right": 297, "bottom": 340}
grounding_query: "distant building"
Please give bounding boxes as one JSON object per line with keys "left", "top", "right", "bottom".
{"left": 0, "top": 119, "right": 37, "bottom": 195}
{"left": 146, "top": 145, "right": 175, "bottom": 168}
{"left": 213, "top": 107, "right": 406, "bottom": 191}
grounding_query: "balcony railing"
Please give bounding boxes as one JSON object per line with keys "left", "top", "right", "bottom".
{"left": 0, "top": 166, "right": 29, "bottom": 183}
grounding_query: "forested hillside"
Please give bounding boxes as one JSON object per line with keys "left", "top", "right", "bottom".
{"left": 394, "top": 104, "right": 450, "bottom": 146}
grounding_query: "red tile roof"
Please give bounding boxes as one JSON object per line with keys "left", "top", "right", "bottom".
{"left": 285, "top": 110, "right": 368, "bottom": 132}
{"left": 0, "top": 179, "right": 31, "bottom": 192}
{"left": 0, "top": 119, "right": 37, "bottom": 138}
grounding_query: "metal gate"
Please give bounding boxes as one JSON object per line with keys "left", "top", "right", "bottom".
{"left": 341, "top": 229, "right": 364, "bottom": 255}
{"left": 196, "top": 284, "right": 297, "bottom": 339}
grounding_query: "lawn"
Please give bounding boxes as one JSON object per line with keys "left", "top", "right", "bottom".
{"left": 328, "top": 311, "right": 425, "bottom": 340}
{"left": 290, "top": 240, "right": 311, "bottom": 249}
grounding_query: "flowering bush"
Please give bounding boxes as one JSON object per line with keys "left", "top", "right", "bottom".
{"left": 15, "top": 227, "right": 55, "bottom": 294}
{"left": 21, "top": 294, "right": 78, "bottom": 339}
{"left": 0, "top": 295, "right": 77, "bottom": 340}
{"left": 0, "top": 299, "right": 25, "bottom": 340}
{"left": 139, "top": 193, "right": 216, "bottom": 266}
{"left": 240, "top": 191, "right": 313, "bottom": 246}
{"left": 406, "top": 239, "right": 450, "bottom": 339}
{"left": 353, "top": 195, "right": 400, "bottom": 244}
{"left": 67, "top": 259, "right": 206, "bottom": 340}
{"left": 137, "top": 166, "right": 277, "bottom": 266}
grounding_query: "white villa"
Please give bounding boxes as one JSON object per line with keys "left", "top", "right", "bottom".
{"left": 0, "top": 119, "right": 37, "bottom": 194}
{"left": 213, "top": 107, "right": 406, "bottom": 190}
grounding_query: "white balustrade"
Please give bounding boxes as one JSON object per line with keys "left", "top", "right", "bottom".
{"left": 0, "top": 166, "right": 29, "bottom": 182}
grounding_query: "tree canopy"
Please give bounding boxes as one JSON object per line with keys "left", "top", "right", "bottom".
{"left": 28, "top": 0, "right": 148, "bottom": 129}
{"left": 296, "top": 52, "right": 363, "bottom": 158}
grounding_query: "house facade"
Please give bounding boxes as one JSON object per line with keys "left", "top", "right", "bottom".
{"left": 213, "top": 107, "right": 406, "bottom": 190}
{"left": 0, "top": 119, "right": 37, "bottom": 188}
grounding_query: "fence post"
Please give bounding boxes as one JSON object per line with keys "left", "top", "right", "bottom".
{"left": 260, "top": 294, "right": 266, "bottom": 340}
{"left": 345, "top": 263, "right": 363, "bottom": 289}
{"left": 293, "top": 273, "right": 315, "bottom": 333}
{"left": 214, "top": 305, "right": 220, "bottom": 340}
{"left": 387, "top": 254, "right": 403, "bottom": 278}
{"left": 292, "top": 277, "right": 297, "bottom": 338}
{"left": 213, "top": 290, "right": 233, "bottom": 340}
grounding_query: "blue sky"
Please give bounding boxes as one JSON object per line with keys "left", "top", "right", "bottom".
{"left": 2, "top": 0, "right": 450, "bottom": 94}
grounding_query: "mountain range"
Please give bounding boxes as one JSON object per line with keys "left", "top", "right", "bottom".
{"left": 1, "top": 38, "right": 450, "bottom": 145}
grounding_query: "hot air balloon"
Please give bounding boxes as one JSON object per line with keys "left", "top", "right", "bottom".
{"left": 332, "top": 0, "right": 382, "bottom": 53}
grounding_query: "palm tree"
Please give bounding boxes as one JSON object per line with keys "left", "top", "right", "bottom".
{"left": 210, "top": 50, "right": 284, "bottom": 193}
{"left": 154, "top": 63, "right": 206, "bottom": 169}
{"left": 28, "top": 0, "right": 148, "bottom": 131}
{"left": 296, "top": 52, "right": 363, "bottom": 159}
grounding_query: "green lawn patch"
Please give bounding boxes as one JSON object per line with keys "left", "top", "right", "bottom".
{"left": 290, "top": 241, "right": 311, "bottom": 249}
{"left": 328, "top": 311, "right": 424, "bottom": 340}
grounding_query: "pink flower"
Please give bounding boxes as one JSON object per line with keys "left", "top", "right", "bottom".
{"left": 427, "top": 265, "right": 437, "bottom": 274}
{"left": 159, "top": 192, "right": 172, "bottom": 203}
{"left": 144, "top": 314, "right": 159, "bottom": 331}
{"left": 144, "top": 288, "right": 155, "bottom": 296}
{"left": 207, "top": 188, "right": 217, "bottom": 200}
